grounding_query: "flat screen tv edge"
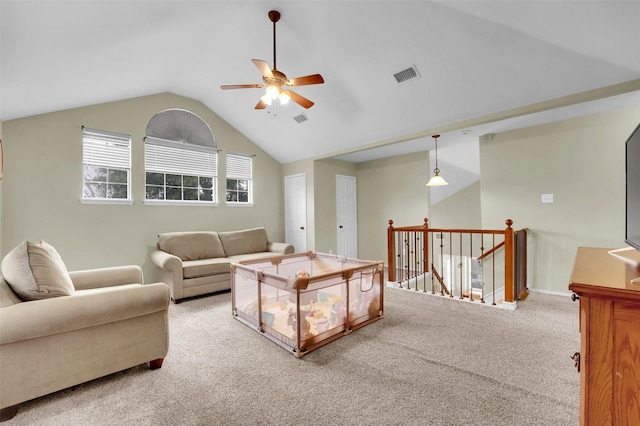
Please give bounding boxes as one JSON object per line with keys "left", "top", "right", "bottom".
{"left": 626, "top": 122, "right": 640, "bottom": 253}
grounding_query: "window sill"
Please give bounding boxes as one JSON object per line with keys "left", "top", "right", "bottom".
{"left": 144, "top": 200, "right": 219, "bottom": 207}
{"left": 80, "top": 198, "right": 134, "bottom": 205}
{"left": 226, "top": 202, "right": 254, "bottom": 208}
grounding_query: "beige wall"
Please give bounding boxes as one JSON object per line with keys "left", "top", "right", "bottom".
{"left": 1, "top": 93, "right": 284, "bottom": 283}
{"left": 480, "top": 106, "right": 640, "bottom": 294}
{"left": 281, "top": 158, "right": 358, "bottom": 254}
{"left": 430, "top": 181, "right": 482, "bottom": 229}
{"left": 282, "top": 152, "right": 429, "bottom": 264}
{"left": 314, "top": 159, "right": 357, "bottom": 254}
{"left": 0, "top": 119, "right": 3, "bottom": 247}
{"left": 4, "top": 91, "right": 637, "bottom": 296}
{"left": 356, "top": 151, "right": 430, "bottom": 262}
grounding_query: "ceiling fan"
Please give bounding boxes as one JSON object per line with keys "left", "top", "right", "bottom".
{"left": 220, "top": 10, "right": 324, "bottom": 110}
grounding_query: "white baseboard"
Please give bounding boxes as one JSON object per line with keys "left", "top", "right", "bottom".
{"left": 528, "top": 288, "right": 573, "bottom": 297}
{"left": 387, "top": 281, "right": 515, "bottom": 309}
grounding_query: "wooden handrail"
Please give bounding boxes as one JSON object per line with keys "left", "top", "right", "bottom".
{"left": 477, "top": 241, "right": 505, "bottom": 261}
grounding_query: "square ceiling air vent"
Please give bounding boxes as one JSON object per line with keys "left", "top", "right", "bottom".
{"left": 394, "top": 65, "right": 421, "bottom": 83}
{"left": 293, "top": 114, "right": 308, "bottom": 124}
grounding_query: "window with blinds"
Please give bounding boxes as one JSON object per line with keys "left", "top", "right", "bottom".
{"left": 82, "top": 127, "right": 131, "bottom": 202}
{"left": 226, "top": 153, "right": 253, "bottom": 204}
{"left": 144, "top": 137, "right": 218, "bottom": 204}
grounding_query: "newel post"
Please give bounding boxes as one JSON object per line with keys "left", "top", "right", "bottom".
{"left": 504, "top": 219, "right": 514, "bottom": 303}
{"left": 423, "top": 218, "right": 430, "bottom": 273}
{"left": 387, "top": 220, "right": 395, "bottom": 282}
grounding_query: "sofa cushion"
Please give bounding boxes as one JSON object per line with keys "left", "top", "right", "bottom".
{"left": 218, "top": 227, "right": 269, "bottom": 257}
{"left": 182, "top": 258, "right": 231, "bottom": 279}
{"left": 1, "top": 240, "right": 75, "bottom": 301}
{"left": 158, "top": 231, "right": 225, "bottom": 261}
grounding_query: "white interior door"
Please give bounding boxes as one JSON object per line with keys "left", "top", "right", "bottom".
{"left": 336, "top": 175, "right": 357, "bottom": 258}
{"left": 285, "top": 173, "right": 307, "bottom": 252}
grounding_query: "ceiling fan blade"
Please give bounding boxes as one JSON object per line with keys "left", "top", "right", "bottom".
{"left": 252, "top": 59, "right": 274, "bottom": 79}
{"left": 255, "top": 98, "right": 268, "bottom": 110}
{"left": 221, "top": 84, "right": 263, "bottom": 90}
{"left": 287, "top": 74, "right": 325, "bottom": 87}
{"left": 283, "top": 90, "right": 314, "bottom": 109}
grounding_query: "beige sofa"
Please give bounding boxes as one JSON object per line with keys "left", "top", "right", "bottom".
{"left": 151, "top": 227, "right": 294, "bottom": 303}
{"left": 0, "top": 265, "right": 170, "bottom": 420}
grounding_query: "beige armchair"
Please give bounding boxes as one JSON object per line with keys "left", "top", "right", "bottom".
{"left": 0, "top": 265, "right": 170, "bottom": 421}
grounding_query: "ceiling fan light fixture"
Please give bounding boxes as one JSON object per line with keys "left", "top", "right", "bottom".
{"left": 266, "top": 85, "right": 280, "bottom": 99}
{"left": 279, "top": 91, "right": 290, "bottom": 105}
{"left": 260, "top": 94, "right": 272, "bottom": 105}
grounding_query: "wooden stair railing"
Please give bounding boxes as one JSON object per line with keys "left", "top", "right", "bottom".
{"left": 387, "top": 218, "right": 525, "bottom": 304}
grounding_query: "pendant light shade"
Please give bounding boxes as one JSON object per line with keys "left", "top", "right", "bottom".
{"left": 426, "top": 172, "right": 447, "bottom": 186}
{"left": 426, "top": 134, "right": 448, "bottom": 187}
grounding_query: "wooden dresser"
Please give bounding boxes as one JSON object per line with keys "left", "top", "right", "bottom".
{"left": 569, "top": 246, "right": 640, "bottom": 426}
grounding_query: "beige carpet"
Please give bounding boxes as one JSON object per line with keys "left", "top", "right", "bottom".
{"left": 6, "top": 287, "right": 580, "bottom": 426}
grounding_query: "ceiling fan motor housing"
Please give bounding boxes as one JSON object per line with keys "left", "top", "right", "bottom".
{"left": 264, "top": 69, "right": 288, "bottom": 87}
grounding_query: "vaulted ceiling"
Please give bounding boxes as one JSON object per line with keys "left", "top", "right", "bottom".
{"left": 2, "top": 1, "right": 639, "bottom": 165}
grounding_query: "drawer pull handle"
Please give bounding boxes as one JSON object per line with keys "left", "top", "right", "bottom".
{"left": 570, "top": 352, "right": 580, "bottom": 373}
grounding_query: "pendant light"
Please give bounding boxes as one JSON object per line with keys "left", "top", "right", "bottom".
{"left": 426, "top": 134, "right": 448, "bottom": 186}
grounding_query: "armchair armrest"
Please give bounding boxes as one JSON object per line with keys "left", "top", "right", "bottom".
{"left": 69, "top": 265, "right": 144, "bottom": 290}
{"left": 0, "top": 282, "right": 169, "bottom": 345}
{"left": 267, "top": 242, "right": 294, "bottom": 255}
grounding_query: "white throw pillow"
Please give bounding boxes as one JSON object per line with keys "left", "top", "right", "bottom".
{"left": 1, "top": 240, "right": 75, "bottom": 301}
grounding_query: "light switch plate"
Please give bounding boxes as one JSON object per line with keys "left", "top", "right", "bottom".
{"left": 541, "top": 193, "right": 554, "bottom": 203}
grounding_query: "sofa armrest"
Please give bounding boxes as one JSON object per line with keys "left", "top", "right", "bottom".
{"left": 150, "top": 250, "right": 184, "bottom": 301}
{"left": 69, "top": 265, "right": 144, "bottom": 290}
{"left": 151, "top": 250, "right": 183, "bottom": 272}
{"left": 267, "top": 242, "right": 295, "bottom": 255}
{"left": 0, "top": 282, "right": 169, "bottom": 345}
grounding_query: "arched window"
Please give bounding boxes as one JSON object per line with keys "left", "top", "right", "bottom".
{"left": 144, "top": 109, "right": 218, "bottom": 205}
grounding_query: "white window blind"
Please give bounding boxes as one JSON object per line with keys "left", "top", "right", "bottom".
{"left": 226, "top": 153, "right": 252, "bottom": 179}
{"left": 83, "top": 127, "right": 131, "bottom": 169}
{"left": 145, "top": 137, "right": 217, "bottom": 177}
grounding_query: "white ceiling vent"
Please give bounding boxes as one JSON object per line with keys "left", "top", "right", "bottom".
{"left": 393, "top": 65, "right": 421, "bottom": 84}
{"left": 293, "top": 114, "right": 308, "bottom": 124}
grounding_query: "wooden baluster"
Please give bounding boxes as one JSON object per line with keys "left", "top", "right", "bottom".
{"left": 400, "top": 232, "right": 405, "bottom": 286}
{"left": 397, "top": 231, "right": 403, "bottom": 286}
{"left": 404, "top": 231, "right": 410, "bottom": 285}
{"left": 417, "top": 232, "right": 423, "bottom": 291}
{"left": 412, "top": 231, "right": 417, "bottom": 290}
{"left": 430, "top": 231, "right": 435, "bottom": 294}
{"left": 449, "top": 232, "right": 454, "bottom": 297}
{"left": 492, "top": 234, "right": 496, "bottom": 305}
{"left": 423, "top": 218, "right": 429, "bottom": 273}
{"left": 480, "top": 234, "right": 485, "bottom": 303}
